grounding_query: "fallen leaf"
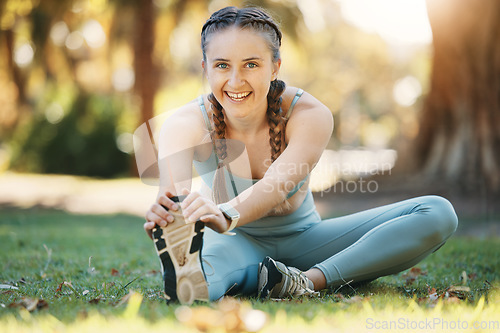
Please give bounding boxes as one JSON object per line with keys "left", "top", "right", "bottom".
{"left": 175, "top": 297, "right": 267, "bottom": 333}
{"left": 447, "top": 285, "right": 471, "bottom": 300}
{"left": 468, "top": 273, "right": 477, "bottom": 281}
{"left": 56, "top": 281, "right": 77, "bottom": 295}
{"left": 9, "top": 297, "right": 48, "bottom": 312}
{"left": 111, "top": 268, "right": 120, "bottom": 276}
{"left": 428, "top": 287, "right": 439, "bottom": 301}
{"left": 402, "top": 267, "right": 427, "bottom": 284}
{"left": 89, "top": 298, "right": 101, "bottom": 305}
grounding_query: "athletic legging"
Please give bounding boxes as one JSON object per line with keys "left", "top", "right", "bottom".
{"left": 201, "top": 190, "right": 458, "bottom": 301}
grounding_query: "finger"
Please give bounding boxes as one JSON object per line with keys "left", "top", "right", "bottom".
{"left": 143, "top": 221, "right": 155, "bottom": 240}
{"left": 144, "top": 221, "right": 156, "bottom": 231}
{"left": 158, "top": 195, "right": 179, "bottom": 211}
{"left": 180, "top": 190, "right": 199, "bottom": 210}
{"left": 185, "top": 202, "right": 217, "bottom": 223}
{"left": 151, "top": 204, "right": 174, "bottom": 224}
{"left": 200, "top": 214, "right": 217, "bottom": 222}
{"left": 145, "top": 209, "right": 167, "bottom": 227}
{"left": 182, "top": 195, "right": 209, "bottom": 222}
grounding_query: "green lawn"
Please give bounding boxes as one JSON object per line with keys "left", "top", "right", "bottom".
{"left": 0, "top": 208, "right": 499, "bottom": 332}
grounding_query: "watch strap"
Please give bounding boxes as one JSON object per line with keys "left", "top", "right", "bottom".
{"left": 218, "top": 203, "right": 239, "bottom": 236}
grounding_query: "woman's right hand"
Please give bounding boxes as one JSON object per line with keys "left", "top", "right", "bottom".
{"left": 144, "top": 191, "right": 180, "bottom": 240}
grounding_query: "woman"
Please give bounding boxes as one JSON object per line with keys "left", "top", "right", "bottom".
{"left": 143, "top": 6, "right": 458, "bottom": 305}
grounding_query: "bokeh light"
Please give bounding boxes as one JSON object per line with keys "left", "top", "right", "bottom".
{"left": 82, "top": 19, "right": 106, "bottom": 49}
{"left": 50, "top": 21, "right": 70, "bottom": 46}
{"left": 45, "top": 103, "right": 65, "bottom": 125}
{"left": 65, "top": 31, "right": 85, "bottom": 51}
{"left": 116, "top": 132, "right": 134, "bottom": 154}
{"left": 14, "top": 43, "right": 35, "bottom": 68}
{"left": 112, "top": 67, "right": 135, "bottom": 92}
{"left": 393, "top": 75, "right": 422, "bottom": 106}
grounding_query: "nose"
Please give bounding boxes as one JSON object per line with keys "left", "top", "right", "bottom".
{"left": 228, "top": 68, "right": 245, "bottom": 88}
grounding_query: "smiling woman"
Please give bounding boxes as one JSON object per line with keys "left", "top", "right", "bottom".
{"left": 140, "top": 6, "right": 458, "bottom": 306}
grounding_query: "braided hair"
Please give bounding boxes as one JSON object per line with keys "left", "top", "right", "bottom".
{"left": 201, "top": 6, "right": 287, "bottom": 203}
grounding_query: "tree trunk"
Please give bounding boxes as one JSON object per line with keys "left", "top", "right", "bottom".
{"left": 415, "top": 0, "right": 500, "bottom": 194}
{"left": 133, "top": 0, "right": 159, "bottom": 127}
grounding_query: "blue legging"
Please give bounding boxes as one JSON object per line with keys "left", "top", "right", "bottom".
{"left": 201, "top": 192, "right": 458, "bottom": 301}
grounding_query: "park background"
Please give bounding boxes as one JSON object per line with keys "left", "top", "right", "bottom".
{"left": 0, "top": 0, "right": 499, "bottom": 332}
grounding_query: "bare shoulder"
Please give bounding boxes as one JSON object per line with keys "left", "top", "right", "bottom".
{"left": 282, "top": 86, "right": 333, "bottom": 129}
{"left": 157, "top": 96, "right": 212, "bottom": 156}
{"left": 159, "top": 96, "right": 210, "bottom": 143}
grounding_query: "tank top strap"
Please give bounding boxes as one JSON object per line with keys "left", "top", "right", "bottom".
{"left": 198, "top": 95, "right": 213, "bottom": 132}
{"left": 284, "top": 88, "right": 304, "bottom": 119}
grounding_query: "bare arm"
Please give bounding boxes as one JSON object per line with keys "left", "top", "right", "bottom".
{"left": 228, "top": 90, "right": 333, "bottom": 226}
{"left": 180, "top": 90, "right": 334, "bottom": 228}
{"left": 144, "top": 104, "right": 228, "bottom": 236}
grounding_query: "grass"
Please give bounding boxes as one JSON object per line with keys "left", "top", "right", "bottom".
{"left": 0, "top": 207, "right": 499, "bottom": 332}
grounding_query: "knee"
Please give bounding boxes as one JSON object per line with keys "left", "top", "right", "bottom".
{"left": 422, "top": 195, "right": 458, "bottom": 240}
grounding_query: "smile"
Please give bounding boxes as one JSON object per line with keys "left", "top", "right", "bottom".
{"left": 226, "top": 91, "right": 251, "bottom": 102}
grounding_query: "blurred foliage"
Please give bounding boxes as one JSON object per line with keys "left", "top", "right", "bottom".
{"left": 0, "top": 0, "right": 431, "bottom": 177}
{"left": 9, "top": 90, "right": 132, "bottom": 177}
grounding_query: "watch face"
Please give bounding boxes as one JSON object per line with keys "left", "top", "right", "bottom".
{"left": 221, "top": 204, "right": 240, "bottom": 219}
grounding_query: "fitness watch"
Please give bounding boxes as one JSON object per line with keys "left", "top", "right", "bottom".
{"left": 218, "top": 203, "right": 240, "bottom": 236}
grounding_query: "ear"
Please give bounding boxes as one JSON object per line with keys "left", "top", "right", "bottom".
{"left": 272, "top": 58, "right": 281, "bottom": 80}
{"left": 202, "top": 59, "right": 209, "bottom": 78}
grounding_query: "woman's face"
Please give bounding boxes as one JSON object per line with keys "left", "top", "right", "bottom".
{"left": 203, "top": 27, "right": 280, "bottom": 120}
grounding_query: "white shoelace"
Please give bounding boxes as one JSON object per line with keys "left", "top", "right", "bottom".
{"left": 284, "top": 267, "right": 319, "bottom": 297}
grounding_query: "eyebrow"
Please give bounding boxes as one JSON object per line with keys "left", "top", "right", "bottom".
{"left": 211, "top": 57, "right": 264, "bottom": 62}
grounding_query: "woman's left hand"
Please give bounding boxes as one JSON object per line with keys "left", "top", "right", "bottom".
{"left": 180, "top": 189, "right": 230, "bottom": 233}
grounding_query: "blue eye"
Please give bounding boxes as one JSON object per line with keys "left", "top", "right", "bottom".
{"left": 246, "top": 63, "right": 257, "bottom": 68}
{"left": 216, "top": 63, "right": 228, "bottom": 69}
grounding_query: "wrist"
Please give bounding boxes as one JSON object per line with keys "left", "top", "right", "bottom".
{"left": 218, "top": 203, "right": 240, "bottom": 235}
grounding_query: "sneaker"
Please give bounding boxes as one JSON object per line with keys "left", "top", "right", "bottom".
{"left": 258, "top": 256, "right": 319, "bottom": 299}
{"left": 152, "top": 195, "right": 209, "bottom": 305}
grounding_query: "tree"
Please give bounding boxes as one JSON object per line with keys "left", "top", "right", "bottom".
{"left": 414, "top": 0, "right": 500, "bottom": 195}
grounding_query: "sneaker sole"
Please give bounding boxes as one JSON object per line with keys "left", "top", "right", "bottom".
{"left": 152, "top": 196, "right": 209, "bottom": 305}
{"left": 257, "top": 256, "right": 283, "bottom": 299}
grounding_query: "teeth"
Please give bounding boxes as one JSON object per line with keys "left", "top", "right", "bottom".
{"left": 227, "top": 92, "right": 250, "bottom": 100}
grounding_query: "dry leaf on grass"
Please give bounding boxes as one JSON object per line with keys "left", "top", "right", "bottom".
{"left": 402, "top": 267, "right": 427, "bottom": 284}
{"left": 9, "top": 297, "right": 48, "bottom": 312}
{"left": 175, "top": 297, "right": 267, "bottom": 333}
{"left": 111, "top": 268, "right": 120, "bottom": 276}
{"left": 55, "top": 281, "right": 77, "bottom": 296}
{"left": 419, "top": 284, "right": 472, "bottom": 305}
{"left": 89, "top": 298, "right": 102, "bottom": 305}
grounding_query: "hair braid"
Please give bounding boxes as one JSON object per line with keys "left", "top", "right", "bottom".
{"left": 207, "top": 93, "right": 229, "bottom": 204}
{"left": 267, "top": 79, "right": 287, "bottom": 162}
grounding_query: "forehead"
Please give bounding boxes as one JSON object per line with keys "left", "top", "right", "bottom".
{"left": 205, "top": 27, "right": 272, "bottom": 61}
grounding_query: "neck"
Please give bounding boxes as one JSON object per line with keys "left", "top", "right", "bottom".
{"left": 224, "top": 104, "right": 269, "bottom": 138}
